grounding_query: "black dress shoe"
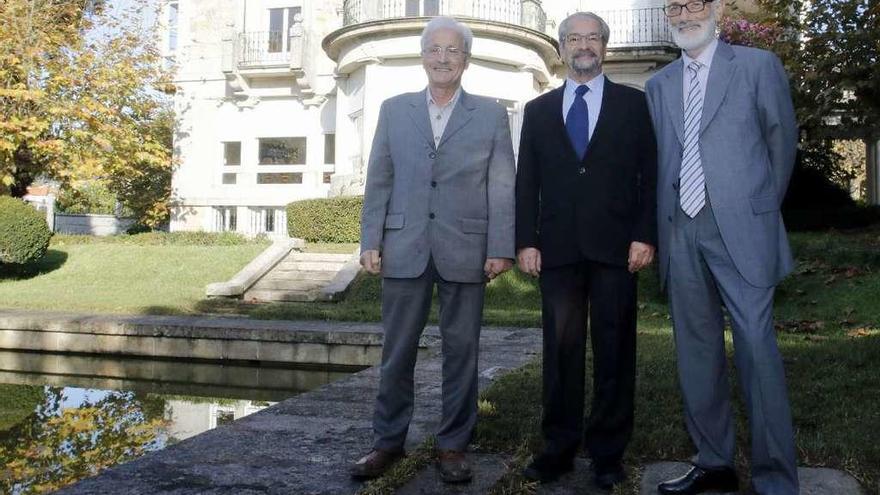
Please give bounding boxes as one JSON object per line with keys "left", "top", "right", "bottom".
{"left": 522, "top": 451, "right": 574, "bottom": 483}
{"left": 658, "top": 465, "right": 738, "bottom": 495}
{"left": 592, "top": 460, "right": 625, "bottom": 490}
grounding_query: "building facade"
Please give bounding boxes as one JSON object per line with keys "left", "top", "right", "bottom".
{"left": 164, "top": 0, "right": 685, "bottom": 235}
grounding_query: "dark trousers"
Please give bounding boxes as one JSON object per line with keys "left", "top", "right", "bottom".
{"left": 539, "top": 260, "right": 637, "bottom": 463}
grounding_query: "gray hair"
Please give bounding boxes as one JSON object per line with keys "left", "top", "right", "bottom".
{"left": 421, "top": 16, "right": 473, "bottom": 54}
{"left": 558, "top": 12, "right": 611, "bottom": 47}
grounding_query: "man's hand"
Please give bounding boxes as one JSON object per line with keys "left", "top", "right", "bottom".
{"left": 517, "top": 247, "right": 542, "bottom": 277}
{"left": 484, "top": 257, "right": 513, "bottom": 281}
{"left": 360, "top": 249, "right": 382, "bottom": 275}
{"left": 627, "top": 241, "right": 655, "bottom": 273}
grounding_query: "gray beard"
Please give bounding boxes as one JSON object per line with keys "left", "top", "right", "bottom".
{"left": 672, "top": 18, "right": 717, "bottom": 52}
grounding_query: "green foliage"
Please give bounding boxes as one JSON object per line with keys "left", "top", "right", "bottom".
{"left": 287, "top": 196, "right": 362, "bottom": 243}
{"left": 0, "top": 196, "right": 52, "bottom": 264}
{"left": 49, "top": 231, "right": 269, "bottom": 247}
{"left": 55, "top": 181, "right": 120, "bottom": 215}
{"left": 0, "top": 385, "right": 44, "bottom": 431}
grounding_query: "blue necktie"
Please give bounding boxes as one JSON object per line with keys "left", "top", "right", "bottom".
{"left": 566, "top": 84, "right": 590, "bottom": 160}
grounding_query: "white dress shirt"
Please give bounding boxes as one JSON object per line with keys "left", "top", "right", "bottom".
{"left": 426, "top": 86, "right": 462, "bottom": 147}
{"left": 562, "top": 73, "right": 605, "bottom": 143}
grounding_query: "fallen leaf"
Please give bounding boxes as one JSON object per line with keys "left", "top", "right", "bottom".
{"left": 847, "top": 327, "right": 876, "bottom": 338}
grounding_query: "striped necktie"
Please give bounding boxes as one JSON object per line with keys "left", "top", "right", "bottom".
{"left": 680, "top": 61, "right": 705, "bottom": 218}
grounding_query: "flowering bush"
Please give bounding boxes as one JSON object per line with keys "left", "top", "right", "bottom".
{"left": 719, "top": 18, "right": 783, "bottom": 50}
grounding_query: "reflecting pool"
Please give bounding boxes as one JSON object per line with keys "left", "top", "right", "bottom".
{"left": 0, "top": 350, "right": 361, "bottom": 494}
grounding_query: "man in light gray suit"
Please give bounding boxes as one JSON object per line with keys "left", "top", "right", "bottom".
{"left": 645, "top": 1, "right": 799, "bottom": 494}
{"left": 349, "top": 16, "right": 515, "bottom": 484}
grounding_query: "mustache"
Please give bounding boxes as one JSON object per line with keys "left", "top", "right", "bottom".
{"left": 675, "top": 20, "right": 704, "bottom": 30}
{"left": 572, "top": 49, "right": 597, "bottom": 58}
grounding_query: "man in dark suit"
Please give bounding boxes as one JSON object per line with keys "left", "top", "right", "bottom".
{"left": 515, "top": 11, "right": 657, "bottom": 491}
{"left": 646, "top": 1, "right": 799, "bottom": 493}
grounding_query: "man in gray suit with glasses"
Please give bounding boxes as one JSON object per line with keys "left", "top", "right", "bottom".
{"left": 349, "top": 16, "right": 515, "bottom": 484}
{"left": 645, "top": 1, "right": 799, "bottom": 494}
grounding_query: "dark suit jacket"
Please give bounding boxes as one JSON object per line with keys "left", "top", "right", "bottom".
{"left": 515, "top": 78, "right": 658, "bottom": 269}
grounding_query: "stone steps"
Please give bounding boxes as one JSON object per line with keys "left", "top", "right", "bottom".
{"left": 243, "top": 249, "right": 359, "bottom": 303}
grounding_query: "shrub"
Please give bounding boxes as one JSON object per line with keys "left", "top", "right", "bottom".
{"left": 287, "top": 196, "right": 362, "bottom": 243}
{"left": 49, "top": 231, "right": 268, "bottom": 247}
{"left": 0, "top": 196, "right": 53, "bottom": 265}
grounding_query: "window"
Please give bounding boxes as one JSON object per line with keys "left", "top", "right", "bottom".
{"left": 222, "top": 173, "right": 237, "bottom": 184}
{"left": 268, "top": 7, "right": 302, "bottom": 53}
{"left": 223, "top": 142, "right": 241, "bottom": 166}
{"left": 324, "top": 134, "right": 335, "bottom": 164}
{"left": 323, "top": 172, "right": 333, "bottom": 184}
{"left": 215, "top": 207, "right": 237, "bottom": 232}
{"left": 265, "top": 209, "right": 275, "bottom": 232}
{"left": 406, "top": 0, "right": 438, "bottom": 16}
{"left": 259, "top": 137, "right": 306, "bottom": 165}
{"left": 257, "top": 173, "right": 302, "bottom": 184}
{"left": 168, "top": 2, "right": 179, "bottom": 52}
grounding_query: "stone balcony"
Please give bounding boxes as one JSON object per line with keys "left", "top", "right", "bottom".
{"left": 341, "top": 0, "right": 547, "bottom": 33}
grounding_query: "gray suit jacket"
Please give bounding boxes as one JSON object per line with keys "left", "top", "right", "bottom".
{"left": 645, "top": 41, "right": 798, "bottom": 289}
{"left": 360, "top": 89, "right": 516, "bottom": 283}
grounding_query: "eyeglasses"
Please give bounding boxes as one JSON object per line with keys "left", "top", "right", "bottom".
{"left": 564, "top": 33, "right": 603, "bottom": 45}
{"left": 423, "top": 46, "right": 468, "bottom": 59}
{"left": 664, "top": 0, "right": 715, "bottom": 17}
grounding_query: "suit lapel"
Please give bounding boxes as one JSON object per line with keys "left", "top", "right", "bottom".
{"left": 438, "top": 90, "right": 475, "bottom": 149}
{"left": 661, "top": 58, "right": 685, "bottom": 145}
{"left": 583, "top": 77, "right": 615, "bottom": 162}
{"left": 700, "top": 41, "right": 736, "bottom": 134}
{"left": 544, "top": 84, "right": 571, "bottom": 158}
{"left": 408, "top": 90, "right": 435, "bottom": 149}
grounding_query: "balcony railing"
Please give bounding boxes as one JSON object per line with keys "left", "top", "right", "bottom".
{"left": 596, "top": 7, "right": 674, "bottom": 48}
{"left": 236, "top": 30, "right": 306, "bottom": 68}
{"left": 342, "top": 0, "right": 546, "bottom": 33}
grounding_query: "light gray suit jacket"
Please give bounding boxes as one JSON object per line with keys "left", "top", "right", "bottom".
{"left": 645, "top": 41, "right": 798, "bottom": 289}
{"left": 360, "top": 89, "right": 516, "bottom": 283}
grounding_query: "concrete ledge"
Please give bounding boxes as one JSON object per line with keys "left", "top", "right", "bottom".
{"left": 0, "top": 310, "right": 397, "bottom": 366}
{"left": 321, "top": 248, "right": 362, "bottom": 301}
{"left": 206, "top": 237, "right": 305, "bottom": 297}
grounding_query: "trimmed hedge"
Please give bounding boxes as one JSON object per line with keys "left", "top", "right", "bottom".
{"left": 0, "top": 196, "right": 53, "bottom": 265}
{"left": 287, "top": 196, "right": 362, "bottom": 243}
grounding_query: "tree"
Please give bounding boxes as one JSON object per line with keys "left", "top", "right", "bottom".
{"left": 720, "top": 1, "right": 878, "bottom": 194}
{"left": 0, "top": 0, "right": 174, "bottom": 226}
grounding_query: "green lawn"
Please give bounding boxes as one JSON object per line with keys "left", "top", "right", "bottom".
{"left": 0, "top": 241, "right": 267, "bottom": 314}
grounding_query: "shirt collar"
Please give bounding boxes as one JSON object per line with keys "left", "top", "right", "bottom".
{"left": 565, "top": 73, "right": 605, "bottom": 97}
{"left": 682, "top": 37, "right": 719, "bottom": 70}
{"left": 426, "top": 86, "right": 462, "bottom": 108}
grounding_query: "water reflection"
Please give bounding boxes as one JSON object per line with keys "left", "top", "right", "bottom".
{"left": 0, "top": 351, "right": 360, "bottom": 494}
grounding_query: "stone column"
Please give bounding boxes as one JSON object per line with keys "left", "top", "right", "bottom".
{"left": 867, "top": 138, "right": 880, "bottom": 205}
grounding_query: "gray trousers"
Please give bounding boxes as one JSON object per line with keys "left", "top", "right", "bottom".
{"left": 372, "top": 258, "right": 485, "bottom": 452}
{"left": 668, "top": 204, "right": 798, "bottom": 495}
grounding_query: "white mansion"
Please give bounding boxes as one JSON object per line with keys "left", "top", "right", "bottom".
{"left": 163, "top": 0, "right": 778, "bottom": 236}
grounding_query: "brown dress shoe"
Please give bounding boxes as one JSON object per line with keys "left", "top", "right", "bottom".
{"left": 349, "top": 449, "right": 404, "bottom": 479}
{"left": 436, "top": 450, "right": 473, "bottom": 483}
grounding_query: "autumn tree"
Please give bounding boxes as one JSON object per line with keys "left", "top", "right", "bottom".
{"left": 0, "top": 0, "right": 174, "bottom": 226}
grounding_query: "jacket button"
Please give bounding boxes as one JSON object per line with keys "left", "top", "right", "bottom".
{"left": 578, "top": 167, "right": 586, "bottom": 175}
{"left": 431, "top": 181, "right": 437, "bottom": 188}
{"left": 429, "top": 151, "right": 437, "bottom": 159}
{"left": 668, "top": 215, "right": 673, "bottom": 222}
{"left": 672, "top": 181, "right": 679, "bottom": 191}
{"left": 429, "top": 213, "right": 435, "bottom": 219}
